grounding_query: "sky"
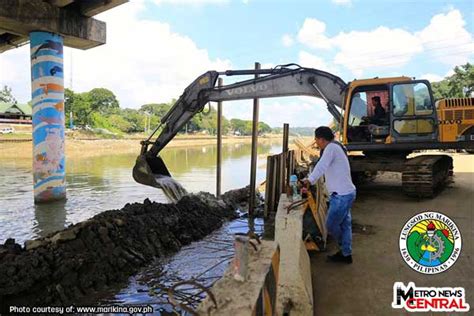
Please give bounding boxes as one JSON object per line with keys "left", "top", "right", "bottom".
{"left": 0, "top": 0, "right": 473, "bottom": 127}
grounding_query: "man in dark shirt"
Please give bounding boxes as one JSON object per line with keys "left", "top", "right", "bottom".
{"left": 372, "top": 96, "right": 386, "bottom": 124}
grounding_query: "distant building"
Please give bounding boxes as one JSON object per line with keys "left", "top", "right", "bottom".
{"left": 0, "top": 102, "right": 32, "bottom": 124}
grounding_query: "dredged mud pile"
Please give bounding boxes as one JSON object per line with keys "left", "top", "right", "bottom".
{"left": 0, "top": 189, "right": 251, "bottom": 310}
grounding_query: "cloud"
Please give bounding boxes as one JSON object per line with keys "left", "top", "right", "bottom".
{"left": 259, "top": 97, "right": 332, "bottom": 127}
{"left": 0, "top": 45, "right": 30, "bottom": 101}
{"left": 331, "top": 27, "right": 423, "bottom": 76}
{"left": 419, "top": 68, "right": 456, "bottom": 83}
{"left": 416, "top": 9, "right": 474, "bottom": 66}
{"left": 222, "top": 97, "right": 332, "bottom": 127}
{"left": 297, "top": 18, "right": 332, "bottom": 50}
{"left": 219, "top": 93, "right": 332, "bottom": 128}
{"left": 281, "top": 34, "right": 294, "bottom": 47}
{"left": 420, "top": 73, "right": 444, "bottom": 83}
{"left": 331, "top": 0, "right": 352, "bottom": 6}
{"left": 298, "top": 51, "right": 337, "bottom": 74}
{"left": 297, "top": 21, "right": 423, "bottom": 75}
{"left": 0, "top": 1, "right": 231, "bottom": 107}
{"left": 294, "top": 9, "right": 473, "bottom": 76}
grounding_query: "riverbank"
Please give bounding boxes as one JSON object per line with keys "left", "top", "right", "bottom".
{"left": 0, "top": 134, "right": 289, "bottom": 160}
{"left": 0, "top": 187, "right": 254, "bottom": 310}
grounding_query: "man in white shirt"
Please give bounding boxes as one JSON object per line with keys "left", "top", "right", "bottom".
{"left": 305, "top": 126, "right": 356, "bottom": 264}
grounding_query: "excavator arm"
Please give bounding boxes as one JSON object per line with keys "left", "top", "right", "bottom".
{"left": 133, "top": 64, "right": 346, "bottom": 187}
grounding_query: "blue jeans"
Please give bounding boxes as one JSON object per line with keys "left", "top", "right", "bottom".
{"left": 326, "top": 191, "right": 356, "bottom": 256}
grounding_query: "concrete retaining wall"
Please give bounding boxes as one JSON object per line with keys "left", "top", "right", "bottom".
{"left": 275, "top": 194, "right": 313, "bottom": 315}
{"left": 197, "top": 240, "right": 280, "bottom": 316}
{"left": 199, "top": 193, "right": 315, "bottom": 316}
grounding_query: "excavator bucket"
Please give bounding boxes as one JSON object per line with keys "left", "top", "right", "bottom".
{"left": 133, "top": 154, "right": 188, "bottom": 202}
{"left": 132, "top": 154, "right": 171, "bottom": 188}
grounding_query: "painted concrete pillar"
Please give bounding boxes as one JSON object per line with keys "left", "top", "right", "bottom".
{"left": 30, "top": 31, "right": 66, "bottom": 203}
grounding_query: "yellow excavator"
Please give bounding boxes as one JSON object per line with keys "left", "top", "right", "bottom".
{"left": 436, "top": 97, "right": 474, "bottom": 154}
{"left": 133, "top": 64, "right": 474, "bottom": 198}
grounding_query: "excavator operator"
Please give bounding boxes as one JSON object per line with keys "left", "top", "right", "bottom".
{"left": 371, "top": 96, "right": 387, "bottom": 125}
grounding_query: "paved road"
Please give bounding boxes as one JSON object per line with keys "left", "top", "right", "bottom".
{"left": 311, "top": 153, "right": 473, "bottom": 315}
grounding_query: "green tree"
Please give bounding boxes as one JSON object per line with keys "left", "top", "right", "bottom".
{"left": 222, "top": 117, "right": 231, "bottom": 134}
{"left": 258, "top": 122, "right": 272, "bottom": 134}
{"left": 65, "top": 88, "right": 120, "bottom": 127}
{"left": 72, "top": 92, "right": 93, "bottom": 126}
{"left": 121, "top": 108, "right": 143, "bottom": 132}
{"left": 138, "top": 102, "right": 231, "bottom": 135}
{"left": 88, "top": 88, "right": 119, "bottom": 114}
{"left": 0, "top": 85, "right": 16, "bottom": 104}
{"left": 448, "top": 63, "right": 473, "bottom": 97}
{"left": 107, "top": 114, "right": 133, "bottom": 133}
{"left": 140, "top": 102, "right": 173, "bottom": 118}
{"left": 64, "top": 88, "right": 75, "bottom": 126}
{"left": 230, "top": 118, "right": 271, "bottom": 135}
{"left": 431, "top": 81, "right": 451, "bottom": 100}
{"left": 230, "top": 118, "right": 247, "bottom": 135}
{"left": 187, "top": 115, "right": 202, "bottom": 133}
{"left": 431, "top": 63, "right": 473, "bottom": 100}
{"left": 198, "top": 107, "right": 220, "bottom": 134}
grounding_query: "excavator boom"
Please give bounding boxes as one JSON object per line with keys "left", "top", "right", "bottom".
{"left": 133, "top": 65, "right": 346, "bottom": 188}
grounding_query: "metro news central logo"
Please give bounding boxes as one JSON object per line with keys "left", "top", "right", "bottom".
{"left": 392, "top": 282, "right": 470, "bottom": 312}
{"left": 399, "top": 211, "right": 462, "bottom": 274}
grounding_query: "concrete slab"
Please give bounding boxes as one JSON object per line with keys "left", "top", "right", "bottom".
{"left": 197, "top": 240, "right": 279, "bottom": 316}
{"left": 80, "top": 0, "right": 129, "bottom": 17}
{"left": 275, "top": 194, "right": 313, "bottom": 315}
{"left": 0, "top": 0, "right": 127, "bottom": 53}
{"left": 311, "top": 153, "right": 473, "bottom": 315}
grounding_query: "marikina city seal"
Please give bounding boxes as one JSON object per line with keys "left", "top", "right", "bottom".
{"left": 399, "top": 211, "right": 462, "bottom": 274}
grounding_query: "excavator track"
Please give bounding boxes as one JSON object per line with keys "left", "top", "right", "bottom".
{"left": 402, "top": 155, "right": 453, "bottom": 198}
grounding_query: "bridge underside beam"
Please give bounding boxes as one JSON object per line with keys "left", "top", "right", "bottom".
{"left": 0, "top": 0, "right": 127, "bottom": 53}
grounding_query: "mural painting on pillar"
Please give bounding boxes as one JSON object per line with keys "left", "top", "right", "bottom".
{"left": 30, "top": 32, "right": 66, "bottom": 203}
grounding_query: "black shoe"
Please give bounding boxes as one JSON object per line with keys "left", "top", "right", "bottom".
{"left": 327, "top": 251, "right": 352, "bottom": 264}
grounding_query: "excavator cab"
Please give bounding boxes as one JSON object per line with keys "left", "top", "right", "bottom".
{"left": 343, "top": 78, "right": 438, "bottom": 145}
{"left": 389, "top": 80, "right": 438, "bottom": 142}
{"left": 345, "top": 87, "right": 391, "bottom": 143}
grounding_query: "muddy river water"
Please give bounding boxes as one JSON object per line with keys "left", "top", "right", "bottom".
{"left": 1, "top": 140, "right": 284, "bottom": 313}
{"left": 0, "top": 140, "right": 281, "bottom": 245}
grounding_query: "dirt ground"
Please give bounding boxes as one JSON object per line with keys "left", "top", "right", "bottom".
{"left": 311, "top": 152, "right": 473, "bottom": 315}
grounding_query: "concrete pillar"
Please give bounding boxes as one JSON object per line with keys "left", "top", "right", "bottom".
{"left": 30, "top": 31, "right": 66, "bottom": 203}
